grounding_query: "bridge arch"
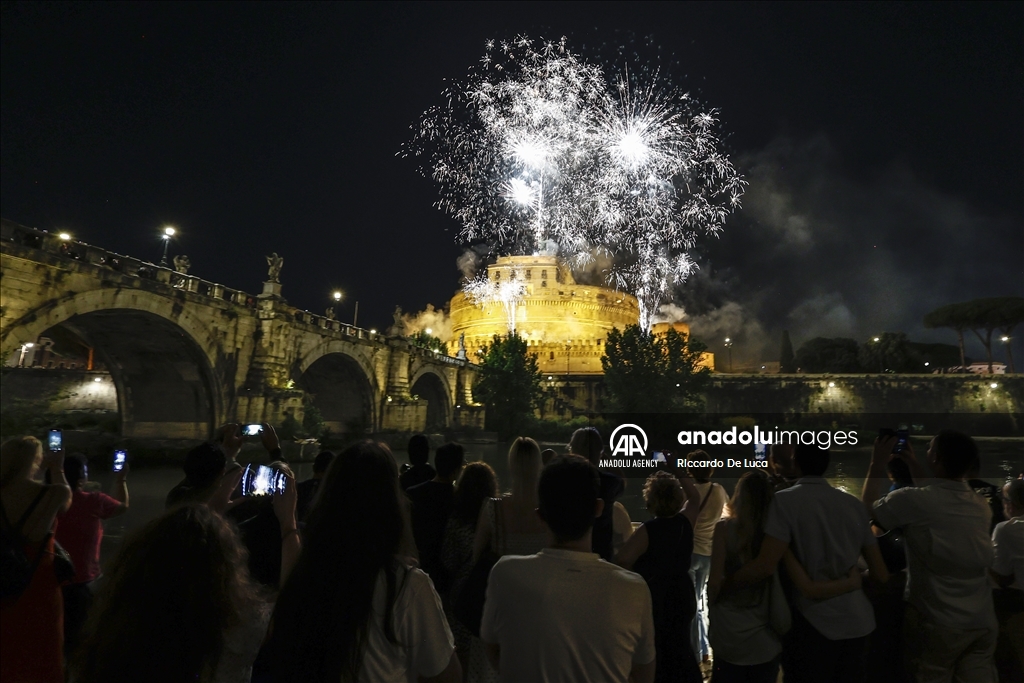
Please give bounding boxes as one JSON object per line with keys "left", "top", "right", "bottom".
{"left": 3, "top": 288, "right": 224, "bottom": 440}
{"left": 294, "top": 342, "right": 379, "bottom": 436}
{"left": 409, "top": 367, "right": 452, "bottom": 432}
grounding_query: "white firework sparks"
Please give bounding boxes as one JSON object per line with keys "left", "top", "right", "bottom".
{"left": 463, "top": 271, "right": 528, "bottom": 333}
{"left": 404, "top": 36, "right": 744, "bottom": 330}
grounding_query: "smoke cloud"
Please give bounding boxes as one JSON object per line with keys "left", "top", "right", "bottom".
{"left": 391, "top": 303, "right": 453, "bottom": 342}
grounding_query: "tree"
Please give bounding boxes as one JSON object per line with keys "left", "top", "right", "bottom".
{"left": 779, "top": 331, "right": 796, "bottom": 373}
{"left": 858, "top": 332, "right": 924, "bottom": 373}
{"left": 473, "top": 333, "right": 542, "bottom": 439}
{"left": 925, "top": 297, "right": 1024, "bottom": 373}
{"left": 602, "top": 325, "right": 711, "bottom": 413}
{"left": 409, "top": 330, "right": 446, "bottom": 354}
{"left": 795, "top": 338, "right": 861, "bottom": 373}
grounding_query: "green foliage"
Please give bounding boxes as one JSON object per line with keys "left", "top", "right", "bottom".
{"left": 0, "top": 398, "right": 59, "bottom": 440}
{"left": 474, "top": 333, "right": 542, "bottom": 439}
{"left": 925, "top": 297, "right": 1024, "bottom": 371}
{"left": 907, "top": 342, "right": 963, "bottom": 369}
{"left": 408, "top": 330, "right": 447, "bottom": 354}
{"left": 779, "top": 331, "right": 796, "bottom": 373}
{"left": 858, "top": 332, "right": 924, "bottom": 373}
{"left": 795, "top": 337, "right": 862, "bottom": 373}
{"left": 601, "top": 325, "right": 711, "bottom": 413}
{"left": 301, "top": 398, "right": 326, "bottom": 439}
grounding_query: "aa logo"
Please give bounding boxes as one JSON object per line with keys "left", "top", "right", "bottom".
{"left": 609, "top": 424, "right": 648, "bottom": 457}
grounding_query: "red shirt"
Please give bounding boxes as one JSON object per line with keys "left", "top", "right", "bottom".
{"left": 55, "top": 490, "right": 122, "bottom": 583}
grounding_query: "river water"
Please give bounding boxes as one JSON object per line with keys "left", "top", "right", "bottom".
{"left": 90, "top": 439, "right": 1020, "bottom": 568}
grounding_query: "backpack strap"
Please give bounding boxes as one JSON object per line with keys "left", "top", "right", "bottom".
{"left": 697, "top": 484, "right": 715, "bottom": 515}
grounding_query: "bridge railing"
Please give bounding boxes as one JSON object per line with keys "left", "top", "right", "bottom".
{"left": 1, "top": 220, "right": 258, "bottom": 310}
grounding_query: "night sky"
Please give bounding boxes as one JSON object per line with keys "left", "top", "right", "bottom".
{"left": 2, "top": 2, "right": 1021, "bottom": 364}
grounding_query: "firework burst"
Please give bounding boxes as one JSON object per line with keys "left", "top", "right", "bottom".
{"left": 404, "top": 35, "right": 744, "bottom": 330}
{"left": 463, "top": 269, "right": 528, "bottom": 333}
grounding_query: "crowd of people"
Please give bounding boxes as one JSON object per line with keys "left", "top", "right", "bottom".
{"left": 0, "top": 422, "right": 1021, "bottom": 682}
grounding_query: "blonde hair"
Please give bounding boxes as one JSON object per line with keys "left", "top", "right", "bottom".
{"left": 643, "top": 471, "right": 684, "bottom": 518}
{"left": 0, "top": 436, "right": 43, "bottom": 487}
{"left": 508, "top": 437, "right": 542, "bottom": 504}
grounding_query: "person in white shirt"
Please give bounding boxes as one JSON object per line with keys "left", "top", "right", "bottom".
{"left": 726, "top": 444, "right": 890, "bottom": 683}
{"left": 480, "top": 455, "right": 656, "bottom": 683}
{"left": 862, "top": 430, "right": 997, "bottom": 683}
{"left": 991, "top": 478, "right": 1023, "bottom": 681}
{"left": 260, "top": 440, "right": 460, "bottom": 683}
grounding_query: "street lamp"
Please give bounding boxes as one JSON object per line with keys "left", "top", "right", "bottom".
{"left": 724, "top": 337, "right": 733, "bottom": 373}
{"left": 159, "top": 226, "right": 176, "bottom": 267}
{"left": 58, "top": 232, "right": 71, "bottom": 241}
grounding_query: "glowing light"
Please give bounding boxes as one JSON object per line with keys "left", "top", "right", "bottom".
{"left": 990, "top": 382, "right": 998, "bottom": 389}
{"left": 425, "top": 328, "right": 433, "bottom": 335}
{"left": 332, "top": 291, "right": 343, "bottom": 301}
{"left": 924, "top": 362, "right": 930, "bottom": 366}
{"left": 1002, "top": 336, "right": 1010, "bottom": 342}
{"left": 873, "top": 337, "right": 880, "bottom": 342}
{"left": 93, "top": 377, "right": 102, "bottom": 383}
{"left": 464, "top": 269, "right": 528, "bottom": 332}
{"left": 404, "top": 35, "right": 744, "bottom": 329}
{"left": 58, "top": 232, "right": 71, "bottom": 241}
{"left": 23, "top": 343, "right": 34, "bottom": 349}
{"left": 369, "top": 329, "right": 377, "bottom": 334}
{"left": 828, "top": 381, "right": 835, "bottom": 388}
{"left": 163, "top": 226, "right": 176, "bottom": 238}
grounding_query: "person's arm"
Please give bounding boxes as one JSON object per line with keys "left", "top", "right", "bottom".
{"left": 707, "top": 521, "right": 729, "bottom": 603}
{"left": 260, "top": 423, "right": 283, "bottom": 461}
{"left": 783, "top": 550, "right": 861, "bottom": 599}
{"left": 725, "top": 535, "right": 788, "bottom": 590}
{"left": 614, "top": 524, "right": 649, "bottom": 570}
{"left": 208, "top": 466, "right": 244, "bottom": 514}
{"left": 108, "top": 466, "right": 129, "bottom": 516}
{"left": 678, "top": 474, "right": 701, "bottom": 530}
{"left": 216, "top": 423, "right": 244, "bottom": 462}
{"left": 45, "top": 449, "right": 73, "bottom": 512}
{"left": 273, "top": 474, "right": 301, "bottom": 585}
{"left": 862, "top": 436, "right": 896, "bottom": 519}
{"left": 471, "top": 499, "right": 493, "bottom": 563}
{"left": 629, "top": 658, "right": 656, "bottom": 683}
{"left": 420, "top": 652, "right": 462, "bottom": 683}
{"left": 862, "top": 543, "right": 890, "bottom": 585}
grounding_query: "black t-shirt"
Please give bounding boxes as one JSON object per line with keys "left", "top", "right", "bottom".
{"left": 400, "top": 463, "right": 436, "bottom": 492}
{"left": 407, "top": 480, "right": 455, "bottom": 587}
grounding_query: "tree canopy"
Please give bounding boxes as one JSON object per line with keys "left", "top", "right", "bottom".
{"left": 795, "top": 337, "right": 861, "bottom": 373}
{"left": 473, "top": 333, "right": 542, "bottom": 439}
{"left": 925, "top": 296, "right": 1024, "bottom": 372}
{"left": 858, "top": 332, "right": 924, "bottom": 373}
{"left": 601, "top": 325, "right": 710, "bottom": 413}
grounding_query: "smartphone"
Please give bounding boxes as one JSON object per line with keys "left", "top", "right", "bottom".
{"left": 753, "top": 443, "right": 768, "bottom": 461}
{"left": 652, "top": 451, "right": 667, "bottom": 463}
{"left": 48, "top": 429, "right": 63, "bottom": 452}
{"left": 113, "top": 450, "right": 127, "bottom": 473}
{"left": 893, "top": 427, "right": 910, "bottom": 454}
{"left": 240, "top": 464, "right": 287, "bottom": 496}
{"left": 240, "top": 424, "right": 263, "bottom": 437}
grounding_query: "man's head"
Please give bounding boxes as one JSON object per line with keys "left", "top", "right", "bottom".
{"left": 407, "top": 434, "right": 430, "bottom": 467}
{"left": 313, "top": 450, "right": 335, "bottom": 478}
{"left": 927, "top": 430, "right": 978, "bottom": 480}
{"left": 65, "top": 453, "right": 88, "bottom": 490}
{"left": 435, "top": 442, "right": 465, "bottom": 482}
{"left": 793, "top": 443, "right": 829, "bottom": 477}
{"left": 1003, "top": 479, "right": 1024, "bottom": 519}
{"left": 686, "top": 450, "right": 713, "bottom": 483}
{"left": 183, "top": 442, "right": 227, "bottom": 492}
{"left": 538, "top": 455, "right": 602, "bottom": 544}
{"left": 769, "top": 443, "right": 797, "bottom": 478}
{"left": 568, "top": 427, "right": 603, "bottom": 466}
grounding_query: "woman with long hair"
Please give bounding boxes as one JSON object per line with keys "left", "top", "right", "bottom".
{"left": 441, "top": 462, "right": 498, "bottom": 675}
{"left": 261, "top": 440, "right": 460, "bottom": 682}
{"left": 707, "top": 470, "right": 859, "bottom": 683}
{"left": 0, "top": 435, "right": 72, "bottom": 683}
{"left": 472, "top": 437, "right": 546, "bottom": 562}
{"left": 70, "top": 501, "right": 287, "bottom": 683}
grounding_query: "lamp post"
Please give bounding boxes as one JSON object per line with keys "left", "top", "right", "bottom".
{"left": 327, "top": 290, "right": 342, "bottom": 320}
{"left": 159, "top": 226, "right": 176, "bottom": 267}
{"left": 724, "top": 337, "right": 733, "bottom": 373}
{"left": 872, "top": 336, "right": 884, "bottom": 373}
{"left": 1001, "top": 335, "right": 1015, "bottom": 374}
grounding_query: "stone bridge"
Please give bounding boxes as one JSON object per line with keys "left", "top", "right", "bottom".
{"left": 0, "top": 220, "right": 482, "bottom": 440}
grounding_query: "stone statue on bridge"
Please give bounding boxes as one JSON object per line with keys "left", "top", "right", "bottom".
{"left": 325, "top": 307, "right": 336, "bottom": 320}
{"left": 173, "top": 254, "right": 191, "bottom": 274}
{"left": 266, "top": 253, "right": 284, "bottom": 282}
{"left": 457, "top": 332, "right": 467, "bottom": 360}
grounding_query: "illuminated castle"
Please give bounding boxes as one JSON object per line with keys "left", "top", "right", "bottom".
{"left": 448, "top": 255, "right": 710, "bottom": 377}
